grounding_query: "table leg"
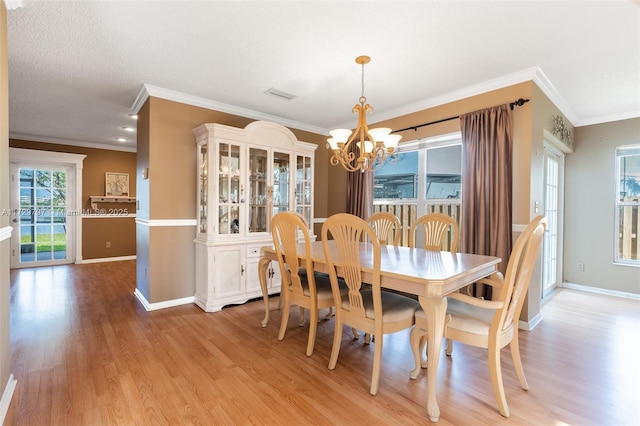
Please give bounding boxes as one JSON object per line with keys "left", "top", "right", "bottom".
{"left": 418, "top": 295, "right": 448, "bottom": 423}
{"left": 259, "top": 257, "right": 271, "bottom": 327}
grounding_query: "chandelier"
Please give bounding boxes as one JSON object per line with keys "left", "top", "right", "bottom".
{"left": 327, "top": 56, "right": 401, "bottom": 172}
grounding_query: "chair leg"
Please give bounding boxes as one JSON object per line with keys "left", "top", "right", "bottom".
{"left": 510, "top": 332, "right": 529, "bottom": 390}
{"left": 277, "top": 301, "right": 290, "bottom": 341}
{"left": 351, "top": 328, "right": 360, "bottom": 340}
{"left": 299, "top": 306, "right": 305, "bottom": 326}
{"left": 328, "top": 318, "right": 343, "bottom": 370}
{"left": 370, "top": 335, "right": 383, "bottom": 395}
{"left": 488, "top": 345, "right": 509, "bottom": 417}
{"left": 409, "top": 326, "right": 426, "bottom": 379}
{"left": 419, "top": 335, "right": 428, "bottom": 368}
{"left": 325, "top": 307, "right": 333, "bottom": 319}
{"left": 445, "top": 338, "right": 453, "bottom": 356}
{"left": 306, "top": 306, "right": 318, "bottom": 356}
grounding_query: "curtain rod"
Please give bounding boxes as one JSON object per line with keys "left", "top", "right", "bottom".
{"left": 392, "top": 98, "right": 530, "bottom": 133}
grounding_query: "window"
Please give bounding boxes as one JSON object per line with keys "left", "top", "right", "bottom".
{"left": 372, "top": 133, "right": 462, "bottom": 246}
{"left": 373, "top": 151, "right": 418, "bottom": 199}
{"left": 373, "top": 136, "right": 462, "bottom": 203}
{"left": 615, "top": 145, "right": 640, "bottom": 265}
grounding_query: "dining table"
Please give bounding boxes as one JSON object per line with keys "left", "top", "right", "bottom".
{"left": 257, "top": 240, "right": 501, "bottom": 422}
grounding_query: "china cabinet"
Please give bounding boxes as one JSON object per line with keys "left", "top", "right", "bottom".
{"left": 192, "top": 121, "right": 316, "bottom": 312}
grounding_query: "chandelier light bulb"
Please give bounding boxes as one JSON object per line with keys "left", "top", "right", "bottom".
{"left": 361, "top": 140, "right": 374, "bottom": 153}
{"left": 368, "top": 127, "right": 391, "bottom": 143}
{"left": 329, "top": 128, "right": 352, "bottom": 144}
{"left": 384, "top": 134, "right": 402, "bottom": 151}
{"left": 327, "top": 137, "right": 340, "bottom": 150}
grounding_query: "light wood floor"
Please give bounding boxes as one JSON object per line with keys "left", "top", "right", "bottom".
{"left": 5, "top": 260, "right": 640, "bottom": 425}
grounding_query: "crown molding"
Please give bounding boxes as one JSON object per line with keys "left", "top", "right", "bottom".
{"left": 131, "top": 84, "right": 330, "bottom": 136}
{"left": 531, "top": 67, "right": 579, "bottom": 126}
{"left": 576, "top": 110, "right": 640, "bottom": 127}
{"left": 130, "top": 69, "right": 638, "bottom": 138}
{"left": 4, "top": 0, "right": 24, "bottom": 10}
{"left": 9, "top": 133, "right": 136, "bottom": 153}
{"left": 350, "top": 67, "right": 545, "bottom": 129}
{"left": 351, "top": 66, "right": 589, "bottom": 130}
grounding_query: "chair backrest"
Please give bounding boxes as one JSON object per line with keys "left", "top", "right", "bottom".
{"left": 271, "top": 211, "right": 315, "bottom": 298}
{"left": 365, "top": 212, "right": 401, "bottom": 246}
{"left": 408, "top": 212, "right": 459, "bottom": 252}
{"left": 494, "top": 215, "right": 547, "bottom": 333}
{"left": 321, "top": 213, "right": 382, "bottom": 320}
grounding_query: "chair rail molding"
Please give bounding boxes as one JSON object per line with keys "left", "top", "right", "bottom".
{"left": 0, "top": 226, "right": 11, "bottom": 242}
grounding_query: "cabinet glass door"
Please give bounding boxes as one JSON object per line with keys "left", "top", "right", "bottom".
{"left": 272, "top": 152, "right": 290, "bottom": 217}
{"left": 218, "top": 142, "right": 241, "bottom": 235}
{"left": 249, "top": 147, "right": 268, "bottom": 233}
{"left": 296, "top": 154, "right": 312, "bottom": 225}
{"left": 198, "top": 144, "right": 208, "bottom": 233}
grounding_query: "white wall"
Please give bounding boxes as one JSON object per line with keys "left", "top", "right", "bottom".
{"left": 564, "top": 118, "right": 640, "bottom": 294}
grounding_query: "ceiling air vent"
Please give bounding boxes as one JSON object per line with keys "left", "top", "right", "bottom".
{"left": 264, "top": 87, "right": 297, "bottom": 101}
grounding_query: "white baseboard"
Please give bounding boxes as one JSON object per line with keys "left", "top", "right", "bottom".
{"left": 0, "top": 374, "right": 17, "bottom": 424}
{"left": 134, "top": 288, "right": 195, "bottom": 311}
{"left": 82, "top": 255, "right": 136, "bottom": 264}
{"left": 519, "top": 312, "right": 543, "bottom": 331}
{"left": 562, "top": 282, "right": 640, "bottom": 300}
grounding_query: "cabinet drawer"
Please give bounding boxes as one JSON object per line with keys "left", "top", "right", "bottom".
{"left": 246, "top": 245, "right": 266, "bottom": 258}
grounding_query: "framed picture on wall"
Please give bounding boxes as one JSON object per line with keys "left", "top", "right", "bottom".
{"left": 105, "top": 172, "right": 129, "bottom": 196}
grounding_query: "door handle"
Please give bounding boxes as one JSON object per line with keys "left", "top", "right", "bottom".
{"left": 12, "top": 219, "right": 18, "bottom": 223}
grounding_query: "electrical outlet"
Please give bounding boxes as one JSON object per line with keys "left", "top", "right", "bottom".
{"left": 106, "top": 241, "right": 111, "bottom": 248}
{"left": 578, "top": 261, "right": 584, "bottom": 272}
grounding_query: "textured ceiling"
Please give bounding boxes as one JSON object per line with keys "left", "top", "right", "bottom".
{"left": 6, "top": 1, "right": 640, "bottom": 152}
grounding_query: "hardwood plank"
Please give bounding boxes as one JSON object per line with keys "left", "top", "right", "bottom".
{"left": 5, "top": 261, "right": 640, "bottom": 425}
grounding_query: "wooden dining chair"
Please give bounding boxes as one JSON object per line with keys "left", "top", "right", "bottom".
{"left": 408, "top": 212, "right": 459, "bottom": 252}
{"left": 271, "top": 211, "right": 346, "bottom": 356}
{"left": 409, "top": 215, "right": 547, "bottom": 417}
{"left": 321, "top": 213, "right": 420, "bottom": 395}
{"left": 365, "top": 212, "right": 401, "bottom": 246}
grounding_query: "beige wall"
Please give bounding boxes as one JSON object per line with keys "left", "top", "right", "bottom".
{"left": 136, "top": 97, "right": 330, "bottom": 303}
{"left": 1, "top": 1, "right": 13, "bottom": 416}
{"left": 566, "top": 118, "right": 640, "bottom": 294}
{"left": 8, "top": 139, "right": 137, "bottom": 260}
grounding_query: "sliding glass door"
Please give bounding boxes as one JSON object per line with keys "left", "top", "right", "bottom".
{"left": 10, "top": 163, "right": 73, "bottom": 267}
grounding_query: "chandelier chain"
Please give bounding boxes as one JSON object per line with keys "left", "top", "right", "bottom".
{"left": 360, "top": 61, "right": 366, "bottom": 103}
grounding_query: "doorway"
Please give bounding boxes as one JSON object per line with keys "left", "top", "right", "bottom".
{"left": 542, "top": 144, "right": 565, "bottom": 299}
{"left": 9, "top": 148, "right": 85, "bottom": 268}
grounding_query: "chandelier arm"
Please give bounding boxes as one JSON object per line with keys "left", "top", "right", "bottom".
{"left": 331, "top": 151, "right": 360, "bottom": 172}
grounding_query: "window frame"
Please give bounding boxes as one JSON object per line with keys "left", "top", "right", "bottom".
{"left": 614, "top": 144, "right": 640, "bottom": 267}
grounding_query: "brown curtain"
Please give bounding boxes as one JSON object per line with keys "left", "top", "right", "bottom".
{"left": 347, "top": 168, "right": 373, "bottom": 219}
{"left": 460, "top": 104, "right": 513, "bottom": 297}
{"left": 345, "top": 140, "right": 374, "bottom": 219}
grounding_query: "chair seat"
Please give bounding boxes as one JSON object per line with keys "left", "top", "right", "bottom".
{"left": 293, "top": 270, "right": 347, "bottom": 301}
{"left": 342, "top": 290, "right": 420, "bottom": 322}
{"left": 416, "top": 297, "right": 494, "bottom": 336}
